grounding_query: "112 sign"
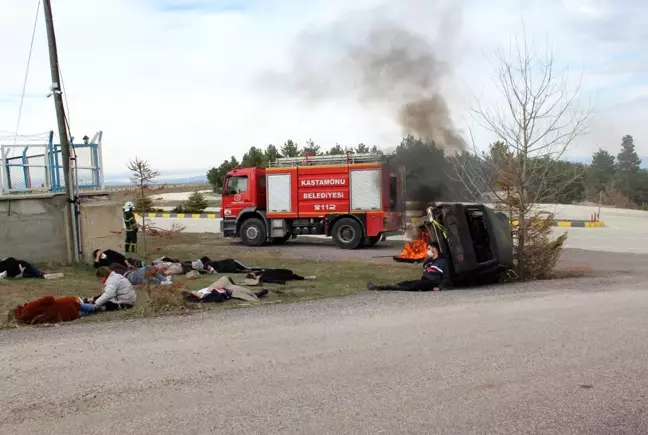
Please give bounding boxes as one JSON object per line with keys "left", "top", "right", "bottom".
{"left": 313, "top": 204, "right": 337, "bottom": 211}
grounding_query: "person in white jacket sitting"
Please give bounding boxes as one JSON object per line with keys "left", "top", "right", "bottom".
{"left": 88, "top": 266, "right": 137, "bottom": 311}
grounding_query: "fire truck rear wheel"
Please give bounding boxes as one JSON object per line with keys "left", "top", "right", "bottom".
{"left": 332, "top": 218, "right": 364, "bottom": 250}
{"left": 240, "top": 218, "right": 267, "bottom": 247}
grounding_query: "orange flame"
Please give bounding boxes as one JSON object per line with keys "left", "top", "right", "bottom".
{"left": 395, "top": 230, "right": 429, "bottom": 260}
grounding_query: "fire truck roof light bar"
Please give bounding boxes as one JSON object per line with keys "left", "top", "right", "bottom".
{"left": 269, "top": 153, "right": 384, "bottom": 167}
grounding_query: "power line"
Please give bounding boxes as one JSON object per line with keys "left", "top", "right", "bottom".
{"left": 13, "top": 0, "right": 42, "bottom": 147}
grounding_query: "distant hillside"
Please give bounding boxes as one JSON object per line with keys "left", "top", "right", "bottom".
{"left": 104, "top": 174, "right": 207, "bottom": 186}
{"left": 103, "top": 156, "right": 648, "bottom": 185}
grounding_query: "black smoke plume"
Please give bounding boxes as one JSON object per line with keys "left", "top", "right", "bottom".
{"left": 262, "top": 7, "right": 466, "bottom": 153}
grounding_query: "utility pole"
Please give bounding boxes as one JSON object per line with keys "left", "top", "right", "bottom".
{"left": 43, "top": 0, "right": 78, "bottom": 263}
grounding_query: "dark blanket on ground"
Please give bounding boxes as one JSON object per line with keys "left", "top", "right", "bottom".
{"left": 255, "top": 269, "right": 305, "bottom": 285}
{"left": 14, "top": 296, "right": 81, "bottom": 324}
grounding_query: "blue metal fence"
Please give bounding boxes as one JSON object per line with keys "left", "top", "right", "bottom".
{"left": 0, "top": 130, "right": 104, "bottom": 194}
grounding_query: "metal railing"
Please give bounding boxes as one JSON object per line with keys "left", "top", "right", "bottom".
{"left": 270, "top": 153, "right": 385, "bottom": 167}
{"left": 0, "top": 131, "right": 104, "bottom": 195}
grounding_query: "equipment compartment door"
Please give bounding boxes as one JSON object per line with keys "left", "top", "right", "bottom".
{"left": 267, "top": 173, "right": 292, "bottom": 212}
{"left": 350, "top": 169, "right": 381, "bottom": 211}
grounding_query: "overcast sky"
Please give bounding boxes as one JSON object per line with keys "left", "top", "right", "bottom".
{"left": 1, "top": 0, "right": 646, "bottom": 179}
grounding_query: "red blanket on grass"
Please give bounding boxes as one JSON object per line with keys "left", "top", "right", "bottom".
{"left": 15, "top": 296, "right": 81, "bottom": 325}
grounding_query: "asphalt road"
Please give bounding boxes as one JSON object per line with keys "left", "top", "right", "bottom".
{"left": 2, "top": 266, "right": 648, "bottom": 435}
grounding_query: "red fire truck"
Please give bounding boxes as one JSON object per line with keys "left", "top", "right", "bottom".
{"left": 220, "top": 153, "right": 406, "bottom": 249}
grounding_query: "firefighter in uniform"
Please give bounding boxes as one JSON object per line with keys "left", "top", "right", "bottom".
{"left": 123, "top": 201, "right": 139, "bottom": 253}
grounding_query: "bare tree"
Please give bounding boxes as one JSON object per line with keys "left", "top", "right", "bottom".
{"left": 452, "top": 33, "right": 591, "bottom": 280}
{"left": 128, "top": 157, "right": 160, "bottom": 272}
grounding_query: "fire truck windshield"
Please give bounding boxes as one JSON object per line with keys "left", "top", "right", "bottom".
{"left": 224, "top": 175, "right": 248, "bottom": 195}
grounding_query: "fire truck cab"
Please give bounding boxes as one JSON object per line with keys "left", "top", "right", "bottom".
{"left": 220, "top": 153, "right": 405, "bottom": 249}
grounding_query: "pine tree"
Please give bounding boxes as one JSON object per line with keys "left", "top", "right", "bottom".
{"left": 241, "top": 146, "right": 266, "bottom": 167}
{"left": 133, "top": 195, "right": 155, "bottom": 212}
{"left": 264, "top": 144, "right": 281, "bottom": 164}
{"left": 206, "top": 156, "right": 239, "bottom": 192}
{"left": 327, "top": 144, "right": 345, "bottom": 155}
{"left": 355, "top": 143, "right": 370, "bottom": 154}
{"left": 616, "top": 135, "right": 642, "bottom": 198}
{"left": 281, "top": 139, "right": 301, "bottom": 157}
{"left": 184, "top": 190, "right": 209, "bottom": 213}
{"left": 302, "top": 139, "right": 321, "bottom": 155}
{"left": 587, "top": 149, "right": 616, "bottom": 195}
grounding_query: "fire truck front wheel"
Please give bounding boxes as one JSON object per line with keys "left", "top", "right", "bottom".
{"left": 240, "top": 218, "right": 267, "bottom": 247}
{"left": 332, "top": 218, "right": 364, "bottom": 250}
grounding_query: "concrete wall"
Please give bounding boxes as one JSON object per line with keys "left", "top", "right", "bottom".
{"left": 0, "top": 193, "right": 124, "bottom": 264}
{"left": 79, "top": 200, "right": 124, "bottom": 264}
{"left": 0, "top": 194, "right": 68, "bottom": 262}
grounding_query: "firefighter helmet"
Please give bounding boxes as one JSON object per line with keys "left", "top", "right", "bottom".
{"left": 123, "top": 201, "right": 134, "bottom": 211}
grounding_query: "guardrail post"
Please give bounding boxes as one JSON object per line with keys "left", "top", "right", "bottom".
{"left": 22, "top": 147, "right": 30, "bottom": 189}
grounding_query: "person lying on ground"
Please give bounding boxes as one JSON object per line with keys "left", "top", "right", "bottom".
{"left": 200, "top": 257, "right": 261, "bottom": 274}
{"left": 108, "top": 263, "right": 171, "bottom": 286}
{"left": 154, "top": 257, "right": 260, "bottom": 275}
{"left": 181, "top": 259, "right": 216, "bottom": 275}
{"left": 92, "top": 249, "right": 133, "bottom": 269}
{"left": 242, "top": 269, "right": 316, "bottom": 286}
{"left": 12, "top": 295, "right": 96, "bottom": 325}
{"left": 126, "top": 265, "right": 170, "bottom": 285}
{"left": 0, "top": 257, "right": 64, "bottom": 280}
{"left": 182, "top": 276, "right": 269, "bottom": 303}
{"left": 86, "top": 266, "right": 137, "bottom": 311}
{"left": 156, "top": 257, "right": 311, "bottom": 281}
{"left": 158, "top": 262, "right": 184, "bottom": 276}
{"left": 153, "top": 257, "right": 313, "bottom": 281}
{"left": 151, "top": 258, "right": 207, "bottom": 275}
{"left": 367, "top": 241, "right": 448, "bottom": 292}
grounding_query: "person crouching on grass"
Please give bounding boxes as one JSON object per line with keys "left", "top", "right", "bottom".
{"left": 84, "top": 266, "right": 137, "bottom": 312}
{"left": 367, "top": 241, "right": 448, "bottom": 292}
{"left": 92, "top": 248, "right": 134, "bottom": 270}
